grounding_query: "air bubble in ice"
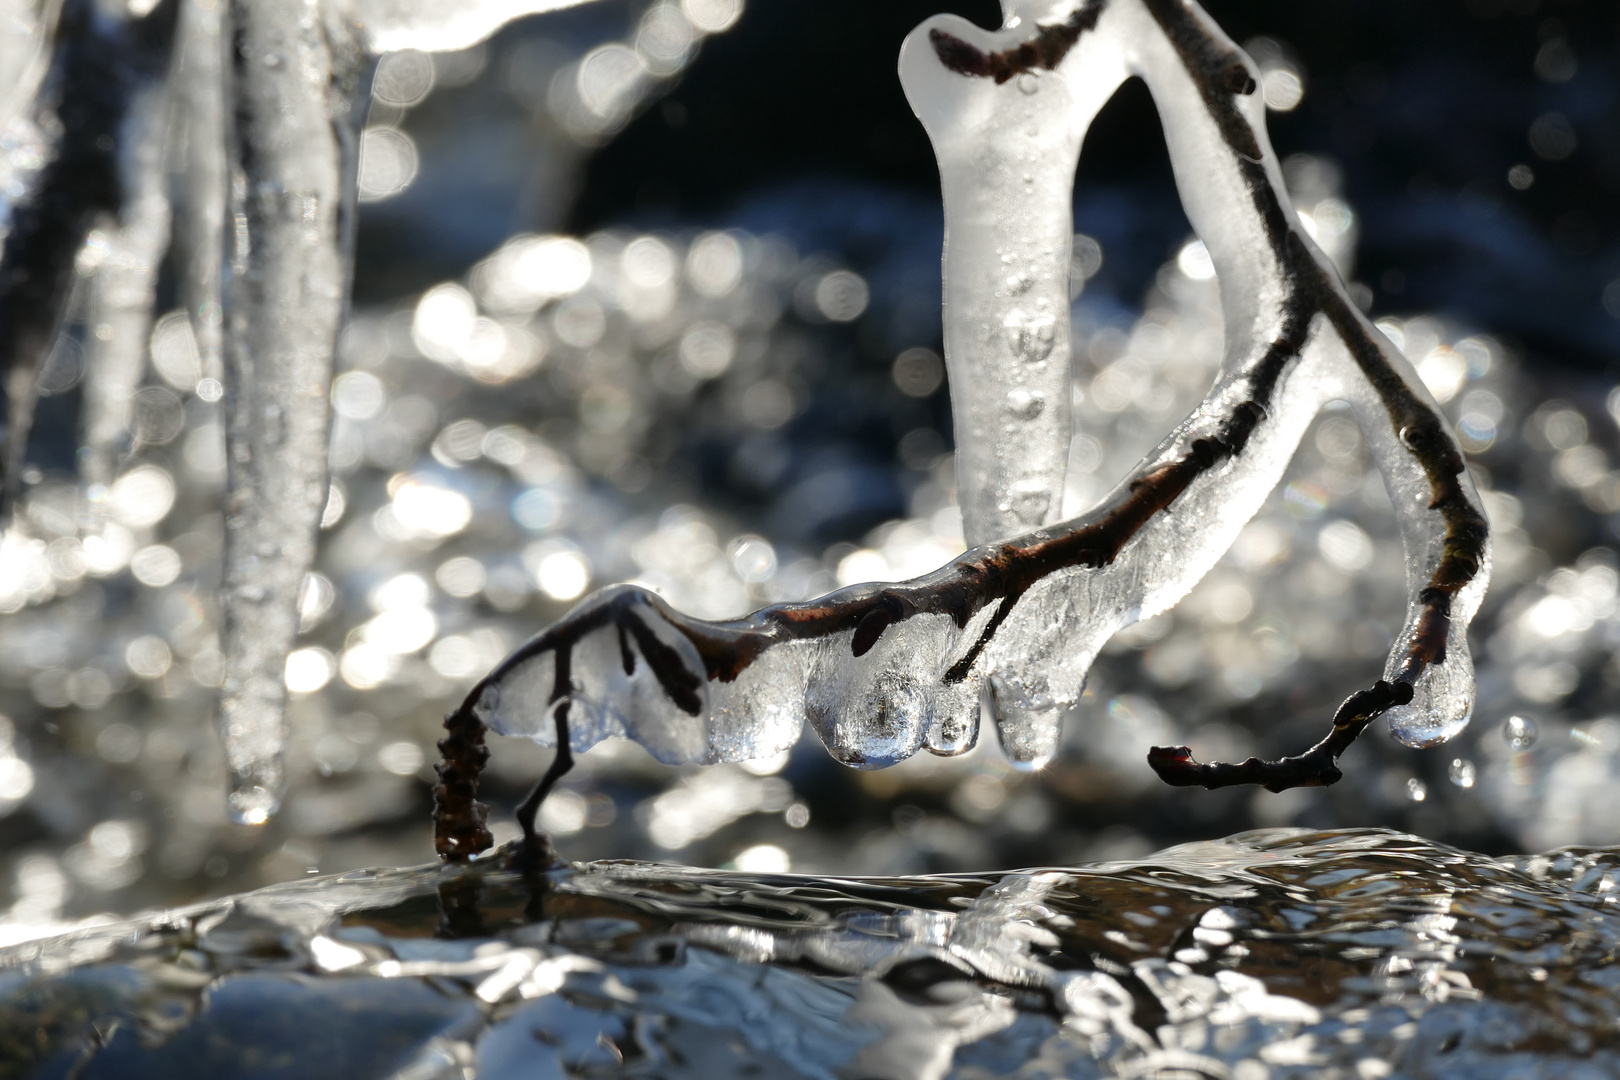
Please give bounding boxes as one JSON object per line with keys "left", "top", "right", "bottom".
{"left": 1002, "top": 309, "right": 1056, "bottom": 363}
{"left": 1006, "top": 388, "right": 1046, "bottom": 420}
{"left": 999, "top": 481, "right": 1051, "bottom": 528}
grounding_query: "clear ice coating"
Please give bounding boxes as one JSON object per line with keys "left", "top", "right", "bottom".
{"left": 468, "top": 0, "right": 1488, "bottom": 785}
{"left": 897, "top": 5, "right": 1118, "bottom": 546}
{"left": 4, "top": 829, "right": 1617, "bottom": 1077}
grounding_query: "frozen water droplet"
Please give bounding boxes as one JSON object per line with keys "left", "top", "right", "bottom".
{"left": 1383, "top": 630, "right": 1477, "bottom": 748}
{"left": 1448, "top": 758, "right": 1476, "bottom": 789}
{"left": 1405, "top": 778, "right": 1427, "bottom": 802}
{"left": 1017, "top": 73, "right": 1039, "bottom": 94}
{"left": 925, "top": 680, "right": 980, "bottom": 756}
{"left": 987, "top": 675, "right": 1060, "bottom": 770}
{"left": 228, "top": 784, "right": 280, "bottom": 826}
{"left": 1503, "top": 714, "right": 1539, "bottom": 751}
{"left": 1002, "top": 309, "right": 1056, "bottom": 363}
{"left": 925, "top": 711, "right": 977, "bottom": 756}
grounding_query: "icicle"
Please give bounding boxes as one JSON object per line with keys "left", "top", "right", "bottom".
{"left": 897, "top": 2, "right": 1119, "bottom": 545}
{"left": 438, "top": 0, "right": 1493, "bottom": 860}
{"left": 1346, "top": 338, "right": 1489, "bottom": 750}
{"left": 0, "top": 0, "right": 59, "bottom": 244}
{"left": 209, "top": 0, "right": 626, "bottom": 828}
{"left": 0, "top": 0, "right": 178, "bottom": 514}
{"left": 216, "top": 0, "right": 366, "bottom": 825}
{"left": 172, "top": 0, "right": 227, "bottom": 388}
{"left": 80, "top": 83, "right": 172, "bottom": 505}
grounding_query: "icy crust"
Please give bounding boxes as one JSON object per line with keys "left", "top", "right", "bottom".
{"left": 6, "top": 830, "right": 1619, "bottom": 1078}
{"left": 475, "top": 592, "right": 982, "bottom": 770}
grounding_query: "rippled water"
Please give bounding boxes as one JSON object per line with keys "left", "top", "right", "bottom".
{"left": 1, "top": 828, "right": 1616, "bottom": 1078}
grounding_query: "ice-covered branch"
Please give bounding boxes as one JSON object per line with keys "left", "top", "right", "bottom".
{"left": 435, "top": 0, "right": 1490, "bottom": 862}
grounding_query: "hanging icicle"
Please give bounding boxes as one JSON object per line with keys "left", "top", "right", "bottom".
{"left": 0, "top": 0, "right": 179, "bottom": 511}
{"left": 0, "top": 0, "right": 622, "bottom": 829}
{"left": 80, "top": 80, "right": 172, "bottom": 511}
{"left": 214, "top": 0, "right": 365, "bottom": 824}
{"left": 172, "top": 0, "right": 228, "bottom": 390}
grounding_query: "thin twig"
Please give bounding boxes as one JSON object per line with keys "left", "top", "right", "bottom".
{"left": 928, "top": 0, "right": 1108, "bottom": 83}
{"left": 432, "top": 703, "right": 492, "bottom": 861}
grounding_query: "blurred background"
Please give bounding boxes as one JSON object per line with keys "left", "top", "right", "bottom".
{"left": 4, "top": 0, "right": 1620, "bottom": 929}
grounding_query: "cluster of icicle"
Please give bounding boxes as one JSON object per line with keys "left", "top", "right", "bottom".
{"left": 0, "top": 0, "right": 613, "bottom": 824}
{"left": 442, "top": 0, "right": 1491, "bottom": 851}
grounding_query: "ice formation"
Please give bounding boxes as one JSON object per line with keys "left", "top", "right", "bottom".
{"left": 0, "top": 0, "right": 1489, "bottom": 851}
{"left": 434, "top": 0, "right": 1491, "bottom": 860}
{"left": 0, "top": 0, "right": 629, "bottom": 825}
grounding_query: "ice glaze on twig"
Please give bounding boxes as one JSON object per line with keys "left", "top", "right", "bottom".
{"left": 433, "top": 0, "right": 1490, "bottom": 862}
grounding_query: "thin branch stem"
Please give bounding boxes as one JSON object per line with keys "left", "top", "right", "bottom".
{"left": 928, "top": 0, "right": 1108, "bottom": 83}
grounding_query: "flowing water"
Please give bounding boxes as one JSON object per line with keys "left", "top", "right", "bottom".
{"left": 2, "top": 827, "right": 1617, "bottom": 1078}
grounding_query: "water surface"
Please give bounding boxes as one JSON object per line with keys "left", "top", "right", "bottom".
{"left": 2, "top": 827, "right": 1617, "bottom": 1078}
